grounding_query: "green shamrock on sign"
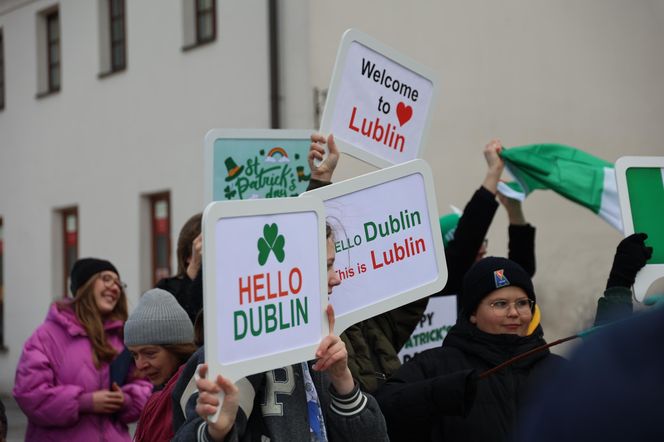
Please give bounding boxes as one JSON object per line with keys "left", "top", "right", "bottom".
{"left": 257, "top": 223, "right": 285, "bottom": 265}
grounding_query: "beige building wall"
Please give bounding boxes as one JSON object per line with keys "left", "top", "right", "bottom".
{"left": 307, "top": 0, "right": 664, "bottom": 348}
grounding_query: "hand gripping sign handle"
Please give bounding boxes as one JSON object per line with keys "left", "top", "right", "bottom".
{"left": 208, "top": 391, "right": 226, "bottom": 424}
{"left": 194, "top": 363, "right": 227, "bottom": 424}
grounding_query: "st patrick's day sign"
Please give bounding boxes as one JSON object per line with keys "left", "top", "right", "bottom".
{"left": 205, "top": 129, "right": 313, "bottom": 203}
{"left": 321, "top": 29, "right": 437, "bottom": 168}
{"left": 303, "top": 159, "right": 447, "bottom": 334}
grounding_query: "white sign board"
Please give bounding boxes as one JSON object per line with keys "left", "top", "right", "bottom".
{"left": 615, "top": 156, "right": 664, "bottom": 301}
{"left": 202, "top": 197, "right": 328, "bottom": 397}
{"left": 302, "top": 159, "right": 447, "bottom": 334}
{"left": 320, "top": 29, "right": 437, "bottom": 168}
{"left": 398, "top": 295, "right": 457, "bottom": 363}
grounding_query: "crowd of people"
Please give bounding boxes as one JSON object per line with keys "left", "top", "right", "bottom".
{"left": 7, "top": 134, "right": 660, "bottom": 441}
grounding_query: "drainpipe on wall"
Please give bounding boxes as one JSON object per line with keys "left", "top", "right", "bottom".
{"left": 268, "top": 0, "right": 281, "bottom": 129}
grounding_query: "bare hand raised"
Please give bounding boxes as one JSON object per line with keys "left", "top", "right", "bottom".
{"left": 195, "top": 364, "right": 240, "bottom": 442}
{"left": 482, "top": 139, "right": 505, "bottom": 194}
{"left": 308, "top": 133, "right": 340, "bottom": 182}
{"left": 312, "top": 304, "right": 354, "bottom": 395}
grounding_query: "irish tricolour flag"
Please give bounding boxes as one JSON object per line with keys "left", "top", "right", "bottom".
{"left": 497, "top": 144, "right": 623, "bottom": 232}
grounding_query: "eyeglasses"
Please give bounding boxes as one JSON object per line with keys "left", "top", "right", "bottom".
{"left": 488, "top": 298, "right": 534, "bottom": 315}
{"left": 99, "top": 274, "right": 127, "bottom": 291}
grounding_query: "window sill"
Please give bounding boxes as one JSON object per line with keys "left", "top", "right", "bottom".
{"left": 35, "top": 89, "right": 60, "bottom": 100}
{"left": 181, "top": 38, "right": 216, "bottom": 52}
{"left": 98, "top": 67, "right": 126, "bottom": 80}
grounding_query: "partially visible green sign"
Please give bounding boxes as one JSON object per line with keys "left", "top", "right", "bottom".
{"left": 626, "top": 167, "right": 664, "bottom": 264}
{"left": 212, "top": 137, "right": 311, "bottom": 201}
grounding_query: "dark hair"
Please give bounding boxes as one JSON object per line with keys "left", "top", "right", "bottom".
{"left": 193, "top": 309, "right": 204, "bottom": 347}
{"left": 176, "top": 213, "right": 202, "bottom": 276}
{"left": 326, "top": 222, "right": 334, "bottom": 240}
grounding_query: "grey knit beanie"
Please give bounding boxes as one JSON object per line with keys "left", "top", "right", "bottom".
{"left": 124, "top": 288, "right": 194, "bottom": 346}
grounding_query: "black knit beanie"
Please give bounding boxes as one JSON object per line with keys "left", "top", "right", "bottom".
{"left": 70, "top": 258, "right": 119, "bottom": 295}
{"left": 461, "top": 256, "right": 535, "bottom": 318}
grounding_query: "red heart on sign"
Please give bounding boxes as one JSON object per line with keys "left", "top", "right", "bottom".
{"left": 396, "top": 102, "right": 413, "bottom": 126}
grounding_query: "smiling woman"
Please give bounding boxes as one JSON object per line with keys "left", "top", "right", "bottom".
{"left": 12, "top": 258, "right": 152, "bottom": 442}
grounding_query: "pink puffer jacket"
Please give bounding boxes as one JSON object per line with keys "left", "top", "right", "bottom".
{"left": 13, "top": 303, "right": 152, "bottom": 441}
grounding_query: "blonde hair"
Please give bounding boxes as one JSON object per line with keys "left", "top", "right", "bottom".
{"left": 58, "top": 272, "right": 128, "bottom": 367}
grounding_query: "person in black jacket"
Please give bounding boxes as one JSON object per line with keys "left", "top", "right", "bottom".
{"left": 375, "top": 257, "right": 564, "bottom": 442}
{"left": 156, "top": 213, "right": 203, "bottom": 323}
{"left": 514, "top": 234, "right": 658, "bottom": 442}
{"left": 435, "top": 139, "right": 536, "bottom": 304}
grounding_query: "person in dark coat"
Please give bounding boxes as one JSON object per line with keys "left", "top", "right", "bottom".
{"left": 514, "top": 299, "right": 664, "bottom": 442}
{"left": 513, "top": 233, "right": 658, "bottom": 442}
{"left": 594, "top": 232, "right": 652, "bottom": 326}
{"left": 435, "top": 139, "right": 536, "bottom": 305}
{"left": 156, "top": 213, "right": 203, "bottom": 323}
{"left": 375, "top": 257, "right": 564, "bottom": 442}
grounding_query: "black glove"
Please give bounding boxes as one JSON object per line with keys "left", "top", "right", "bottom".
{"left": 606, "top": 233, "right": 653, "bottom": 289}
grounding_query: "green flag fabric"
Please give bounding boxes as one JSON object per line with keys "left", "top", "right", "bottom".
{"left": 499, "top": 144, "right": 622, "bottom": 232}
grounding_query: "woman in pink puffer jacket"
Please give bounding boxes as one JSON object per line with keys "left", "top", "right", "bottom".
{"left": 13, "top": 258, "right": 152, "bottom": 441}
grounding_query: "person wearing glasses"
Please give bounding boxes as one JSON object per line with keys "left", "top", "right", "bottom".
{"left": 375, "top": 257, "right": 564, "bottom": 442}
{"left": 13, "top": 258, "right": 152, "bottom": 441}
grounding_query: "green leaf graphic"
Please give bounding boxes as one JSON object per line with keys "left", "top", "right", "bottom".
{"left": 263, "top": 223, "right": 278, "bottom": 247}
{"left": 257, "top": 223, "right": 286, "bottom": 265}
{"left": 272, "top": 235, "right": 285, "bottom": 262}
{"left": 257, "top": 237, "right": 271, "bottom": 265}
